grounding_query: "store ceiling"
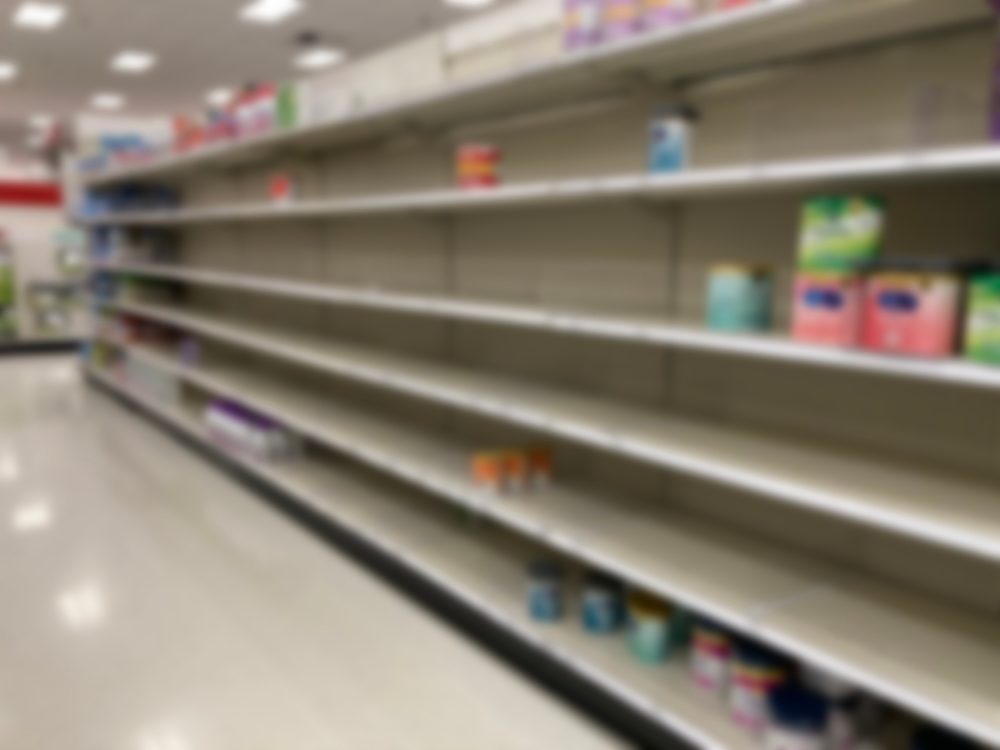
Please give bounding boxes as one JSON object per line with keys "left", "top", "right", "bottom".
{"left": 0, "top": 0, "right": 511, "bottom": 157}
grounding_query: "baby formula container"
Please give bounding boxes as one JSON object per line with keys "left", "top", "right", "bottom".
{"left": 627, "top": 591, "right": 673, "bottom": 664}
{"left": 581, "top": 573, "right": 624, "bottom": 634}
{"left": 792, "top": 272, "right": 863, "bottom": 347}
{"left": 691, "top": 618, "right": 732, "bottom": 694}
{"left": 707, "top": 264, "right": 774, "bottom": 332}
{"left": 861, "top": 259, "right": 968, "bottom": 358}
{"left": 965, "top": 263, "right": 1000, "bottom": 365}
{"left": 649, "top": 106, "right": 696, "bottom": 173}
{"left": 730, "top": 641, "right": 791, "bottom": 732}
{"left": 527, "top": 561, "right": 565, "bottom": 622}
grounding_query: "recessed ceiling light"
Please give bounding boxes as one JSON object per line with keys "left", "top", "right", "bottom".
{"left": 11, "top": 500, "right": 53, "bottom": 532}
{"left": 12, "top": 2, "right": 66, "bottom": 30}
{"left": 443, "top": 0, "right": 495, "bottom": 8}
{"left": 205, "top": 87, "right": 235, "bottom": 108}
{"left": 57, "top": 583, "right": 107, "bottom": 630}
{"left": 0, "top": 61, "right": 19, "bottom": 82}
{"left": 111, "top": 50, "right": 157, "bottom": 74}
{"left": 92, "top": 92, "right": 125, "bottom": 111}
{"left": 240, "top": 0, "right": 302, "bottom": 25}
{"left": 295, "top": 46, "right": 344, "bottom": 71}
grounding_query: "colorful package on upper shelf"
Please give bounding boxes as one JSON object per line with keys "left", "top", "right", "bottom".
{"left": 711, "top": 0, "right": 757, "bottom": 10}
{"left": 602, "top": 0, "right": 644, "bottom": 42}
{"left": 173, "top": 115, "right": 207, "bottom": 154}
{"left": 83, "top": 185, "right": 180, "bottom": 217}
{"left": 564, "top": 0, "right": 604, "bottom": 49}
{"left": 965, "top": 265, "right": 1000, "bottom": 365}
{"left": 643, "top": 0, "right": 700, "bottom": 29}
{"left": 797, "top": 196, "right": 886, "bottom": 273}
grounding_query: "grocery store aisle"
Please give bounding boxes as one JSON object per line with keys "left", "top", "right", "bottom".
{"left": 0, "top": 355, "right": 625, "bottom": 750}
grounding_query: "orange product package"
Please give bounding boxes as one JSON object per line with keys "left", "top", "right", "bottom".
{"left": 457, "top": 143, "right": 501, "bottom": 189}
{"left": 472, "top": 452, "right": 508, "bottom": 493}
{"left": 527, "top": 447, "right": 554, "bottom": 487}
{"left": 504, "top": 451, "right": 532, "bottom": 493}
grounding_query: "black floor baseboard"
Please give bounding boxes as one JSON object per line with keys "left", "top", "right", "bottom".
{"left": 0, "top": 339, "right": 80, "bottom": 356}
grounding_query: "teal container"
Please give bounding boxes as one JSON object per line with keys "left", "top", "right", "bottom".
{"left": 706, "top": 264, "right": 774, "bottom": 332}
{"left": 627, "top": 592, "right": 674, "bottom": 664}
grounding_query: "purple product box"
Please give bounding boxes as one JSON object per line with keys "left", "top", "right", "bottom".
{"left": 643, "top": 0, "right": 700, "bottom": 30}
{"left": 564, "top": 0, "right": 604, "bottom": 49}
{"left": 602, "top": 0, "right": 644, "bottom": 42}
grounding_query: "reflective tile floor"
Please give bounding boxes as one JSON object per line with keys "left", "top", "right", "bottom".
{"left": 0, "top": 356, "right": 624, "bottom": 750}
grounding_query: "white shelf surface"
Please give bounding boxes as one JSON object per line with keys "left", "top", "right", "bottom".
{"left": 104, "top": 301, "right": 1000, "bottom": 564}
{"left": 90, "top": 348, "right": 1000, "bottom": 747}
{"left": 81, "top": 0, "right": 990, "bottom": 188}
{"left": 95, "top": 261, "right": 1000, "bottom": 391}
{"left": 86, "top": 365, "right": 757, "bottom": 750}
{"left": 83, "top": 145, "right": 1000, "bottom": 226}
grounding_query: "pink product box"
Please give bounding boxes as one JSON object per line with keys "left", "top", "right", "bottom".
{"left": 643, "top": 0, "right": 700, "bottom": 29}
{"left": 792, "top": 273, "right": 863, "bottom": 347}
{"left": 862, "top": 271, "right": 963, "bottom": 358}
{"left": 603, "top": 0, "right": 644, "bottom": 42}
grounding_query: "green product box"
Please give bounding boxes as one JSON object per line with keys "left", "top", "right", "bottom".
{"left": 965, "top": 272, "right": 1000, "bottom": 365}
{"left": 0, "top": 264, "right": 15, "bottom": 306}
{"left": 797, "top": 195, "right": 886, "bottom": 272}
{"left": 277, "top": 84, "right": 299, "bottom": 130}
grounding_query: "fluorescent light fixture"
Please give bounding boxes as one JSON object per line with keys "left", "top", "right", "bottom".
{"left": 205, "top": 87, "right": 234, "bottom": 108}
{"left": 444, "top": 0, "right": 495, "bottom": 7}
{"left": 295, "top": 46, "right": 344, "bottom": 71}
{"left": 0, "top": 61, "right": 19, "bottom": 82}
{"left": 111, "top": 50, "right": 157, "bottom": 74}
{"left": 240, "top": 0, "right": 302, "bottom": 24}
{"left": 92, "top": 92, "right": 124, "bottom": 111}
{"left": 12, "top": 2, "right": 66, "bottom": 30}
